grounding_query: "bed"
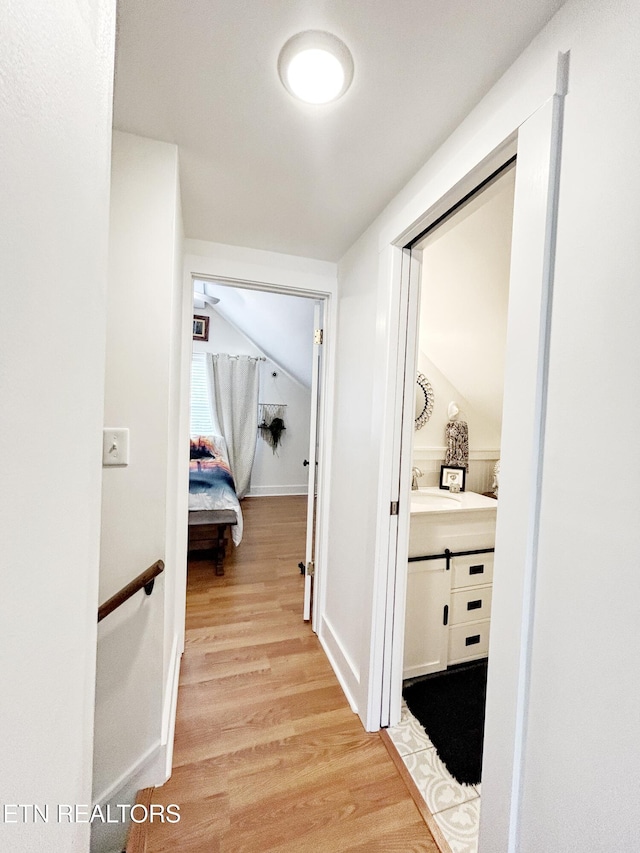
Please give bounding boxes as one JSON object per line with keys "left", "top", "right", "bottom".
{"left": 188, "top": 435, "right": 243, "bottom": 575}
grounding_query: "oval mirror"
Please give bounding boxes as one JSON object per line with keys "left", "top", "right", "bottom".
{"left": 415, "top": 373, "right": 434, "bottom": 430}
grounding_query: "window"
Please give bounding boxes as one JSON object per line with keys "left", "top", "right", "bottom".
{"left": 190, "top": 352, "right": 214, "bottom": 435}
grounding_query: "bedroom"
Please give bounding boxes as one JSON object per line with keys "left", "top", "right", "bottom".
{"left": 187, "top": 280, "right": 321, "bottom": 590}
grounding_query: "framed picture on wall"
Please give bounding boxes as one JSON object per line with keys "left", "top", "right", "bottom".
{"left": 439, "top": 464, "right": 466, "bottom": 492}
{"left": 193, "top": 315, "right": 209, "bottom": 341}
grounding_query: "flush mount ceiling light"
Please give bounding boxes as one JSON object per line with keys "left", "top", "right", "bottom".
{"left": 278, "top": 31, "right": 354, "bottom": 105}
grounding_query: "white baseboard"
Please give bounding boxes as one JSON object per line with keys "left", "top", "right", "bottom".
{"left": 93, "top": 739, "right": 161, "bottom": 808}
{"left": 246, "top": 484, "right": 308, "bottom": 496}
{"left": 318, "top": 615, "right": 360, "bottom": 715}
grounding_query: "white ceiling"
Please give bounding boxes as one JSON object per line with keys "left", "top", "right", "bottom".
{"left": 195, "top": 280, "right": 316, "bottom": 387}
{"left": 114, "top": 0, "right": 566, "bottom": 262}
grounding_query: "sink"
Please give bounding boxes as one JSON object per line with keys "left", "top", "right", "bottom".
{"left": 410, "top": 490, "right": 462, "bottom": 510}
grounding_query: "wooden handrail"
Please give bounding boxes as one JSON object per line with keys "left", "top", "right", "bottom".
{"left": 97, "top": 560, "right": 164, "bottom": 623}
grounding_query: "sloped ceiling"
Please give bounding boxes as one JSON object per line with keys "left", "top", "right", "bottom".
{"left": 195, "top": 280, "right": 316, "bottom": 387}
{"left": 113, "top": 0, "right": 566, "bottom": 261}
{"left": 419, "top": 164, "right": 516, "bottom": 437}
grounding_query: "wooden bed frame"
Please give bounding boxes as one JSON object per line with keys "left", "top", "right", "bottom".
{"left": 188, "top": 509, "right": 237, "bottom": 576}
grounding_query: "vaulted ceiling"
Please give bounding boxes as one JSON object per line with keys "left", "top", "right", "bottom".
{"left": 114, "top": 0, "right": 566, "bottom": 262}
{"left": 195, "top": 281, "right": 316, "bottom": 387}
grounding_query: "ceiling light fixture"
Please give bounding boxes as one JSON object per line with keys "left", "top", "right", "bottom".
{"left": 278, "top": 31, "right": 354, "bottom": 105}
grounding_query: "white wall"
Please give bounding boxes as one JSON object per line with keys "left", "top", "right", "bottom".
{"left": 510, "top": 2, "right": 640, "bottom": 850}
{"left": 186, "top": 239, "right": 338, "bottom": 295}
{"left": 330, "top": 0, "right": 640, "bottom": 850}
{"left": 193, "top": 307, "right": 312, "bottom": 496}
{"left": 93, "top": 131, "right": 186, "bottom": 851}
{"left": 418, "top": 164, "right": 514, "bottom": 444}
{"left": 412, "top": 353, "right": 498, "bottom": 495}
{"left": 320, "top": 226, "right": 381, "bottom": 713}
{"left": 0, "top": 2, "right": 115, "bottom": 851}
{"left": 412, "top": 165, "right": 514, "bottom": 493}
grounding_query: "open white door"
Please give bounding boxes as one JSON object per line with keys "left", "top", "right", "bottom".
{"left": 303, "top": 302, "right": 322, "bottom": 621}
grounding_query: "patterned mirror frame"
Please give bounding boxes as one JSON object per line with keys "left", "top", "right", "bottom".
{"left": 415, "top": 373, "right": 434, "bottom": 430}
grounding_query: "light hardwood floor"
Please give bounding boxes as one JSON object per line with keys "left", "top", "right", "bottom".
{"left": 146, "top": 495, "right": 438, "bottom": 852}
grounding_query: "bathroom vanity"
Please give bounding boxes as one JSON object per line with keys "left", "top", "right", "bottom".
{"left": 404, "top": 488, "right": 497, "bottom": 679}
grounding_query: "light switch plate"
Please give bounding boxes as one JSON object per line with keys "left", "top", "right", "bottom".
{"left": 103, "top": 428, "right": 130, "bottom": 466}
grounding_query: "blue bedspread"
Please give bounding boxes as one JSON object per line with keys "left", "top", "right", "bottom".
{"left": 189, "top": 435, "right": 243, "bottom": 545}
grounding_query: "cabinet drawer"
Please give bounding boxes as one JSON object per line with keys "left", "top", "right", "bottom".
{"left": 450, "top": 585, "right": 492, "bottom": 625}
{"left": 448, "top": 620, "right": 490, "bottom": 664}
{"left": 451, "top": 553, "right": 493, "bottom": 589}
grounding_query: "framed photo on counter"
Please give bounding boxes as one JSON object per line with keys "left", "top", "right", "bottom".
{"left": 439, "top": 464, "right": 466, "bottom": 492}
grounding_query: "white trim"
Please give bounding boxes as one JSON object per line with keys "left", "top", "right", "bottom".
{"left": 312, "top": 295, "right": 334, "bottom": 635}
{"left": 364, "top": 243, "right": 407, "bottom": 730}
{"left": 194, "top": 272, "right": 329, "bottom": 301}
{"left": 412, "top": 447, "right": 500, "bottom": 461}
{"left": 318, "top": 617, "right": 359, "bottom": 714}
{"left": 160, "top": 633, "right": 182, "bottom": 781}
{"left": 501, "top": 79, "right": 567, "bottom": 852}
{"left": 303, "top": 301, "right": 322, "bottom": 621}
{"left": 93, "top": 739, "right": 161, "bottom": 807}
{"left": 246, "top": 484, "right": 308, "bottom": 497}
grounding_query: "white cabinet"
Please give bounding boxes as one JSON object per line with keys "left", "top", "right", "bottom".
{"left": 403, "top": 558, "right": 450, "bottom": 678}
{"left": 403, "top": 496, "right": 497, "bottom": 679}
{"left": 448, "top": 618, "right": 491, "bottom": 664}
{"left": 404, "top": 552, "right": 493, "bottom": 678}
{"left": 447, "top": 553, "right": 493, "bottom": 666}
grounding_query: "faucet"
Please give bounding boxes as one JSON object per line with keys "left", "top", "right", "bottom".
{"left": 411, "top": 466, "right": 423, "bottom": 490}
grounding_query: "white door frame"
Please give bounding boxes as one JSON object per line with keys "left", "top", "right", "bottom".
{"left": 303, "top": 301, "right": 323, "bottom": 622}
{"left": 185, "top": 268, "right": 335, "bottom": 633}
{"left": 369, "top": 51, "right": 569, "bottom": 851}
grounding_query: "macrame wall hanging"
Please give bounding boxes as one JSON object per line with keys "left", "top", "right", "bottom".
{"left": 258, "top": 403, "right": 287, "bottom": 453}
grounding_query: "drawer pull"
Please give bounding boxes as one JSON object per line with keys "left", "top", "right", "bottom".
{"left": 469, "top": 564, "right": 484, "bottom": 575}
{"left": 465, "top": 634, "right": 481, "bottom": 646}
{"left": 443, "top": 604, "right": 449, "bottom": 626}
{"left": 467, "top": 599, "right": 482, "bottom": 611}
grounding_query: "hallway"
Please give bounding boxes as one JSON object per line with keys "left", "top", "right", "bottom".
{"left": 145, "top": 496, "right": 437, "bottom": 852}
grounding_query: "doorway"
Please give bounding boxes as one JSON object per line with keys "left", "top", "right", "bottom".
{"left": 371, "top": 53, "right": 567, "bottom": 853}
{"left": 188, "top": 273, "right": 331, "bottom": 628}
{"left": 387, "top": 161, "right": 516, "bottom": 850}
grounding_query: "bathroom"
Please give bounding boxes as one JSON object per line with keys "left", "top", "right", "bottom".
{"left": 387, "top": 162, "right": 515, "bottom": 853}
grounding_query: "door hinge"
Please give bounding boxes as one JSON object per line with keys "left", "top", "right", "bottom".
{"left": 307, "top": 560, "right": 315, "bottom": 577}
{"left": 390, "top": 500, "right": 399, "bottom": 516}
{"left": 314, "top": 329, "right": 323, "bottom": 345}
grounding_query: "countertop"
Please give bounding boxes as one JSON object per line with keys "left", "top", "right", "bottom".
{"left": 410, "top": 486, "right": 497, "bottom": 515}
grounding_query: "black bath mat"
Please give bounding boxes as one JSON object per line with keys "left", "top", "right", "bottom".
{"left": 403, "top": 659, "right": 488, "bottom": 785}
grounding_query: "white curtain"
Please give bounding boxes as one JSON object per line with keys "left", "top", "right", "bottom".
{"left": 206, "top": 353, "right": 259, "bottom": 498}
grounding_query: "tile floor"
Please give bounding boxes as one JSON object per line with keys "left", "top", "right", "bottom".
{"left": 387, "top": 700, "right": 481, "bottom": 853}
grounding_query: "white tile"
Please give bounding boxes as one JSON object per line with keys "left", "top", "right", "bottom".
{"left": 402, "top": 747, "right": 478, "bottom": 815}
{"left": 386, "top": 700, "right": 433, "bottom": 756}
{"left": 434, "top": 797, "right": 481, "bottom": 853}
